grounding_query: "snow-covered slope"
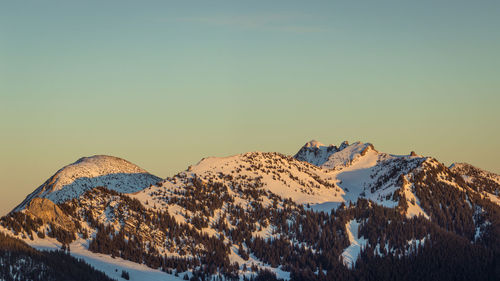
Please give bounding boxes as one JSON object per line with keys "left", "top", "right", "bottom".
{"left": 132, "top": 142, "right": 429, "bottom": 216}
{"left": 13, "top": 155, "right": 162, "bottom": 212}
{"left": 3, "top": 140, "right": 500, "bottom": 281}
{"left": 24, "top": 236, "right": 184, "bottom": 281}
{"left": 294, "top": 140, "right": 428, "bottom": 211}
{"left": 450, "top": 162, "right": 500, "bottom": 205}
{"left": 185, "top": 152, "right": 341, "bottom": 205}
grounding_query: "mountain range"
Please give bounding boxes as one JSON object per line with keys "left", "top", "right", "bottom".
{"left": 1, "top": 140, "right": 499, "bottom": 281}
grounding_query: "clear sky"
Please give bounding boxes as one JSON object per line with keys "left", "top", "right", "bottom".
{"left": 1, "top": 0, "right": 499, "bottom": 216}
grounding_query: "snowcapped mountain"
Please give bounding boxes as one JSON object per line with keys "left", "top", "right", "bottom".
{"left": 293, "top": 140, "right": 430, "bottom": 212}
{"left": 1, "top": 141, "right": 499, "bottom": 281}
{"left": 13, "top": 155, "right": 162, "bottom": 212}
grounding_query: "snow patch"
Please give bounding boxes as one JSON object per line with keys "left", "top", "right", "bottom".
{"left": 401, "top": 178, "right": 429, "bottom": 219}
{"left": 341, "top": 220, "right": 367, "bottom": 269}
{"left": 28, "top": 237, "right": 184, "bottom": 281}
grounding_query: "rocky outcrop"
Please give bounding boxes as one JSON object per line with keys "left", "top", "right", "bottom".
{"left": 25, "top": 198, "right": 75, "bottom": 231}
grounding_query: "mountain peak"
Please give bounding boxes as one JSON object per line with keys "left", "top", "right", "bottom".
{"left": 13, "top": 155, "right": 162, "bottom": 212}
{"left": 295, "top": 140, "right": 339, "bottom": 166}
{"left": 295, "top": 140, "right": 377, "bottom": 169}
{"left": 73, "top": 154, "right": 137, "bottom": 165}
{"left": 41, "top": 155, "right": 153, "bottom": 191}
{"left": 305, "top": 140, "right": 326, "bottom": 148}
{"left": 339, "top": 140, "right": 350, "bottom": 150}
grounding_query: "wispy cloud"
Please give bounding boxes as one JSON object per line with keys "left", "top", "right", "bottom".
{"left": 167, "top": 13, "right": 325, "bottom": 33}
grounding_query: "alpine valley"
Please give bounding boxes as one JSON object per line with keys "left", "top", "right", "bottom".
{"left": 1, "top": 141, "right": 499, "bottom": 281}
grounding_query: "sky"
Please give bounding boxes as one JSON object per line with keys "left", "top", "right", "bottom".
{"left": 1, "top": 0, "right": 499, "bottom": 216}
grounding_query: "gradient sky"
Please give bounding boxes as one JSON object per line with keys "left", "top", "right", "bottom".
{"left": 1, "top": 0, "right": 499, "bottom": 216}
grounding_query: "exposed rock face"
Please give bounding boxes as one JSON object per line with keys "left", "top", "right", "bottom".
{"left": 294, "top": 140, "right": 340, "bottom": 166}
{"left": 360, "top": 144, "right": 376, "bottom": 156}
{"left": 294, "top": 140, "right": 378, "bottom": 170}
{"left": 25, "top": 198, "right": 75, "bottom": 231}
{"left": 339, "top": 141, "right": 349, "bottom": 150}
